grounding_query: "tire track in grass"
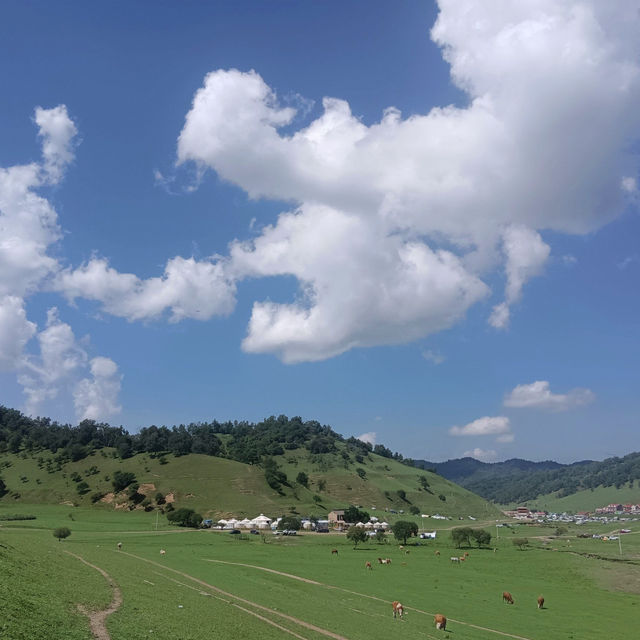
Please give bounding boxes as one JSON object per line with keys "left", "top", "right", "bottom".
{"left": 119, "top": 550, "right": 349, "bottom": 640}
{"left": 206, "top": 559, "right": 535, "bottom": 640}
{"left": 149, "top": 571, "right": 311, "bottom": 640}
{"left": 63, "top": 551, "right": 123, "bottom": 640}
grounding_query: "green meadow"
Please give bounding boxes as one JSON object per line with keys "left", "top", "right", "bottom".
{"left": 1, "top": 504, "right": 638, "bottom": 640}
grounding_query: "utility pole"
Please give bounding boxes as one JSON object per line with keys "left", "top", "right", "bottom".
{"left": 155, "top": 509, "right": 159, "bottom": 532}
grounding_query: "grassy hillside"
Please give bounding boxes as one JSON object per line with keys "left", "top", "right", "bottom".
{"left": 512, "top": 483, "right": 640, "bottom": 513}
{"left": 0, "top": 444, "right": 501, "bottom": 521}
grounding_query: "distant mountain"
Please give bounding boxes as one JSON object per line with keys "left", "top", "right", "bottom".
{"left": 414, "top": 454, "right": 640, "bottom": 505}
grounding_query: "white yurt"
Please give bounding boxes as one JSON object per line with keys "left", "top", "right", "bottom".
{"left": 355, "top": 522, "right": 365, "bottom": 527}
{"left": 251, "top": 514, "right": 272, "bottom": 529}
{"left": 364, "top": 521, "right": 374, "bottom": 529}
{"left": 238, "top": 518, "right": 252, "bottom": 529}
{"left": 226, "top": 518, "right": 239, "bottom": 529}
{"left": 380, "top": 521, "right": 390, "bottom": 530}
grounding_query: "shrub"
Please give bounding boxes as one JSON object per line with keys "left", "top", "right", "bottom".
{"left": 296, "top": 471, "right": 309, "bottom": 488}
{"left": 356, "top": 468, "right": 367, "bottom": 480}
{"left": 409, "top": 505, "right": 420, "bottom": 515}
{"left": 76, "top": 481, "right": 90, "bottom": 495}
{"left": 90, "top": 492, "right": 106, "bottom": 504}
{"left": 513, "top": 538, "right": 529, "bottom": 550}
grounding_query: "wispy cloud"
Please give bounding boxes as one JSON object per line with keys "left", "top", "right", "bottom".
{"left": 357, "top": 431, "right": 377, "bottom": 445}
{"left": 450, "top": 416, "right": 510, "bottom": 437}
{"left": 504, "top": 381, "right": 594, "bottom": 411}
{"left": 463, "top": 448, "right": 498, "bottom": 462}
{"left": 422, "top": 349, "right": 445, "bottom": 365}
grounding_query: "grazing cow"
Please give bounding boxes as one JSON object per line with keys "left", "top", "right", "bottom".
{"left": 399, "top": 545, "right": 404, "bottom": 550}
{"left": 331, "top": 549, "right": 338, "bottom": 555}
{"left": 435, "top": 550, "right": 440, "bottom": 556}
{"left": 365, "top": 561, "right": 372, "bottom": 570}
{"left": 503, "top": 591, "right": 514, "bottom": 604}
{"left": 117, "top": 542, "right": 122, "bottom": 550}
{"left": 464, "top": 552, "right": 469, "bottom": 558}
{"left": 537, "top": 596, "right": 544, "bottom": 609}
{"left": 450, "top": 556, "right": 460, "bottom": 563}
{"left": 385, "top": 558, "right": 392, "bottom": 565}
{"left": 378, "top": 557, "right": 383, "bottom": 564}
{"left": 392, "top": 601, "right": 404, "bottom": 618}
{"left": 160, "top": 549, "right": 166, "bottom": 556}
{"left": 434, "top": 613, "right": 447, "bottom": 630}
{"left": 459, "top": 556, "right": 465, "bottom": 562}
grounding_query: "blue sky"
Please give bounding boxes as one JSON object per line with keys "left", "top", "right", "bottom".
{"left": 0, "top": 1, "right": 638, "bottom": 463}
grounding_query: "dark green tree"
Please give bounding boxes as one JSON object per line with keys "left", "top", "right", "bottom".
{"left": 346, "top": 525, "right": 368, "bottom": 548}
{"left": 396, "top": 489, "right": 407, "bottom": 501}
{"left": 343, "top": 505, "right": 369, "bottom": 524}
{"left": 356, "top": 468, "right": 367, "bottom": 480}
{"left": 374, "top": 529, "right": 387, "bottom": 544}
{"left": 296, "top": 471, "right": 309, "bottom": 488}
{"left": 112, "top": 471, "right": 137, "bottom": 492}
{"left": 53, "top": 526, "right": 71, "bottom": 541}
{"left": 391, "top": 520, "right": 418, "bottom": 544}
{"left": 167, "top": 508, "right": 202, "bottom": 528}
{"left": 451, "top": 527, "right": 473, "bottom": 548}
{"left": 277, "top": 516, "right": 302, "bottom": 531}
{"left": 471, "top": 528, "right": 492, "bottom": 547}
{"left": 513, "top": 538, "right": 529, "bottom": 550}
{"left": 409, "top": 505, "right": 420, "bottom": 515}
{"left": 0, "top": 476, "right": 7, "bottom": 498}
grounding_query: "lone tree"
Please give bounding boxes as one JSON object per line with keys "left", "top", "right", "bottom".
{"left": 346, "top": 525, "right": 368, "bottom": 548}
{"left": 391, "top": 520, "right": 418, "bottom": 545}
{"left": 343, "top": 505, "right": 369, "bottom": 524}
{"left": 53, "top": 527, "right": 71, "bottom": 542}
{"left": 295, "top": 471, "right": 309, "bottom": 488}
{"left": 112, "top": 470, "right": 137, "bottom": 493}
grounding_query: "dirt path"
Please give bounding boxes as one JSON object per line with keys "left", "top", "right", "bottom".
{"left": 206, "top": 559, "right": 535, "bottom": 640}
{"left": 63, "top": 551, "right": 123, "bottom": 640}
{"left": 119, "top": 550, "right": 349, "bottom": 640}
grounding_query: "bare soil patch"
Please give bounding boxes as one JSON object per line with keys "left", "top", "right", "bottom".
{"left": 63, "top": 551, "right": 123, "bottom": 640}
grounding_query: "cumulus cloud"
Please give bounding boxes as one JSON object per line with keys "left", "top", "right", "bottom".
{"left": 463, "top": 447, "right": 498, "bottom": 462}
{"left": 450, "top": 416, "right": 511, "bottom": 437}
{"left": 504, "top": 380, "right": 595, "bottom": 411}
{"left": 74, "top": 357, "right": 122, "bottom": 421}
{"left": 0, "top": 296, "right": 37, "bottom": 371}
{"left": 56, "top": 255, "right": 236, "bottom": 322}
{"left": 231, "top": 204, "right": 487, "bottom": 362}
{"left": 357, "top": 432, "right": 377, "bottom": 446}
{"left": 170, "top": 1, "right": 640, "bottom": 360}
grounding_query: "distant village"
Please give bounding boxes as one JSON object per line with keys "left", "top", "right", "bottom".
{"left": 504, "top": 503, "right": 640, "bottom": 525}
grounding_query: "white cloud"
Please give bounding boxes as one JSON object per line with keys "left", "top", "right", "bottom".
{"left": 232, "top": 204, "right": 487, "bottom": 362}
{"left": 463, "top": 448, "right": 498, "bottom": 462}
{"left": 0, "top": 296, "right": 36, "bottom": 371}
{"left": 422, "top": 349, "right": 445, "bottom": 365}
{"left": 562, "top": 254, "right": 577, "bottom": 267}
{"left": 56, "top": 255, "right": 237, "bottom": 322}
{"left": 450, "top": 416, "right": 511, "bottom": 437}
{"left": 617, "top": 254, "right": 638, "bottom": 270}
{"left": 171, "top": 2, "right": 640, "bottom": 360}
{"left": 496, "top": 433, "right": 515, "bottom": 443}
{"left": 74, "top": 357, "right": 122, "bottom": 421}
{"left": 357, "top": 432, "right": 377, "bottom": 446}
{"left": 504, "top": 380, "right": 595, "bottom": 411}
{"left": 34, "top": 105, "right": 77, "bottom": 184}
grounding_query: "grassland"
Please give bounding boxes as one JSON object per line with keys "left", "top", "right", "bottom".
{"left": 1, "top": 504, "right": 638, "bottom": 640}
{"left": 0, "top": 446, "right": 501, "bottom": 520}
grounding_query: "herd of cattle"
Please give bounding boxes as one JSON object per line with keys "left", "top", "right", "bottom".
{"left": 115, "top": 541, "right": 545, "bottom": 633}
{"left": 347, "top": 548, "right": 546, "bottom": 631}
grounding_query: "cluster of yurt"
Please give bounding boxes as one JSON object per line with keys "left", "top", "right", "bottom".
{"left": 216, "top": 514, "right": 273, "bottom": 529}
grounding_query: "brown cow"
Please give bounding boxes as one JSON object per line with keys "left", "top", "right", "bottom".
{"left": 537, "top": 596, "right": 544, "bottom": 609}
{"left": 378, "top": 557, "right": 383, "bottom": 564}
{"left": 365, "top": 561, "right": 372, "bottom": 570}
{"left": 435, "top": 550, "right": 440, "bottom": 556}
{"left": 503, "top": 591, "right": 514, "bottom": 604}
{"left": 464, "top": 552, "right": 469, "bottom": 558}
{"left": 392, "top": 601, "right": 404, "bottom": 618}
{"left": 434, "top": 613, "right": 447, "bottom": 630}
{"left": 331, "top": 548, "right": 338, "bottom": 555}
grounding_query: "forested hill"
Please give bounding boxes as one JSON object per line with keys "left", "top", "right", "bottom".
{"left": 0, "top": 406, "right": 409, "bottom": 467}
{"left": 415, "top": 454, "right": 640, "bottom": 504}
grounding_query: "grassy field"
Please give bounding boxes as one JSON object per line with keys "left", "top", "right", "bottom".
{"left": 1, "top": 504, "right": 638, "bottom": 640}
{"left": 0, "top": 446, "right": 501, "bottom": 520}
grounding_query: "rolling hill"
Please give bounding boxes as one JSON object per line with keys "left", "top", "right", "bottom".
{"left": 0, "top": 406, "right": 501, "bottom": 521}
{"left": 415, "top": 453, "right": 640, "bottom": 508}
